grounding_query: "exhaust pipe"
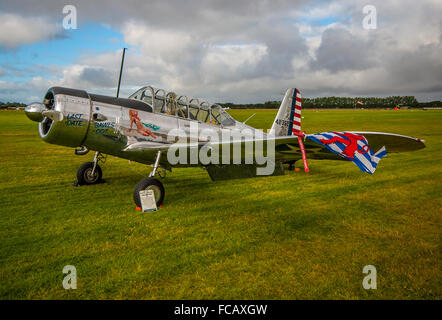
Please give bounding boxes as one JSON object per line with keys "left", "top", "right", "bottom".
{"left": 75, "top": 146, "right": 89, "bottom": 155}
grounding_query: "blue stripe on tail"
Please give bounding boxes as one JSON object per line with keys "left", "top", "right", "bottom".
{"left": 287, "top": 88, "right": 297, "bottom": 135}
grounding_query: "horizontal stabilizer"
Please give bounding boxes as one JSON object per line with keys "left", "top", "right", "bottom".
{"left": 346, "top": 131, "right": 425, "bottom": 153}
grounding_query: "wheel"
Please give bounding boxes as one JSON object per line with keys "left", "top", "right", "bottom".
{"left": 76, "top": 162, "right": 102, "bottom": 185}
{"left": 133, "top": 177, "right": 165, "bottom": 207}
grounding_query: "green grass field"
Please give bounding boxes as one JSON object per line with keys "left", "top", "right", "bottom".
{"left": 0, "top": 109, "right": 440, "bottom": 299}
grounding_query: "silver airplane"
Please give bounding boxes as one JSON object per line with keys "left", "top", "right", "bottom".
{"left": 24, "top": 86, "right": 425, "bottom": 207}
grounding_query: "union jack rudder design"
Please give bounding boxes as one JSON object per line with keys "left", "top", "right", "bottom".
{"left": 306, "top": 131, "right": 387, "bottom": 174}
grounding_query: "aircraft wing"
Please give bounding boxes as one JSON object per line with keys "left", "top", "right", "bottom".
{"left": 122, "top": 135, "right": 340, "bottom": 163}
{"left": 122, "top": 131, "right": 425, "bottom": 169}
{"left": 121, "top": 135, "right": 311, "bottom": 170}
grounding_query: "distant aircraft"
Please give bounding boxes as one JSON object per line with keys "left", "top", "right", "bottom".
{"left": 25, "top": 86, "right": 425, "bottom": 207}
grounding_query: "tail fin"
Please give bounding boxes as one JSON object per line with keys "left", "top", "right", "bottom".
{"left": 269, "top": 88, "right": 302, "bottom": 137}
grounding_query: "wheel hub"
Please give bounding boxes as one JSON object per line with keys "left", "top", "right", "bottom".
{"left": 84, "top": 168, "right": 99, "bottom": 183}
{"left": 146, "top": 185, "right": 161, "bottom": 202}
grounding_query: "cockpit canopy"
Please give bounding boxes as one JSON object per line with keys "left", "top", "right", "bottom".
{"left": 129, "top": 86, "right": 235, "bottom": 126}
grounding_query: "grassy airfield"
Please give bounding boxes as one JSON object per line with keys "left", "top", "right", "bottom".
{"left": 0, "top": 109, "right": 440, "bottom": 299}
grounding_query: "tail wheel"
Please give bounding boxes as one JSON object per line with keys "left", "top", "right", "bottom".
{"left": 287, "top": 160, "right": 296, "bottom": 171}
{"left": 133, "top": 177, "right": 165, "bottom": 207}
{"left": 77, "top": 162, "right": 102, "bottom": 185}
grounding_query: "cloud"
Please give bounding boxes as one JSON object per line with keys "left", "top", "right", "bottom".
{"left": 0, "top": 13, "right": 66, "bottom": 50}
{"left": 79, "top": 67, "right": 115, "bottom": 87}
{"left": 0, "top": 0, "right": 441, "bottom": 103}
{"left": 311, "top": 27, "right": 377, "bottom": 72}
{"left": 201, "top": 44, "right": 268, "bottom": 84}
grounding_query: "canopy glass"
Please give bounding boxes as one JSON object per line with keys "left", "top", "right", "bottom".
{"left": 129, "top": 86, "right": 235, "bottom": 126}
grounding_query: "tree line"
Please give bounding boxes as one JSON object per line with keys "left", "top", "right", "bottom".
{"left": 221, "top": 96, "right": 442, "bottom": 109}
{"left": 0, "top": 102, "right": 27, "bottom": 109}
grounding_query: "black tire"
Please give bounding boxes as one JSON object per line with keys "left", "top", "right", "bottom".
{"left": 77, "top": 162, "right": 102, "bottom": 185}
{"left": 133, "top": 177, "right": 165, "bottom": 207}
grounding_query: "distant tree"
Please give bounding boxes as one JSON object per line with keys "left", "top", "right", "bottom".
{"left": 219, "top": 95, "right": 432, "bottom": 109}
{"left": 0, "top": 101, "right": 27, "bottom": 109}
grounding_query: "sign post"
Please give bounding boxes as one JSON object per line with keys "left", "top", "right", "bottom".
{"left": 139, "top": 190, "right": 158, "bottom": 212}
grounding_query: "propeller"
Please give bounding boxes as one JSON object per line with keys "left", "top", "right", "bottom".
{"left": 25, "top": 103, "right": 63, "bottom": 122}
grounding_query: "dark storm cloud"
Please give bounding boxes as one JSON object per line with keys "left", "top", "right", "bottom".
{"left": 385, "top": 43, "right": 442, "bottom": 92}
{"left": 252, "top": 20, "right": 309, "bottom": 77}
{"left": 311, "top": 27, "right": 376, "bottom": 72}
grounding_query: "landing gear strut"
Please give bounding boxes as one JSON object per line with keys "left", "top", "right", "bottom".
{"left": 133, "top": 150, "right": 165, "bottom": 207}
{"left": 76, "top": 151, "right": 106, "bottom": 185}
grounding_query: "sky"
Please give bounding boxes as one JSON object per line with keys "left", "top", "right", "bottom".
{"left": 0, "top": 0, "right": 441, "bottom": 104}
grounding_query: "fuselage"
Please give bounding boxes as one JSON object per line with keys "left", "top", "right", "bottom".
{"left": 26, "top": 86, "right": 262, "bottom": 168}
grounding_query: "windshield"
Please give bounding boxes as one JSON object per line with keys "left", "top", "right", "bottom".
{"left": 211, "top": 105, "right": 235, "bottom": 126}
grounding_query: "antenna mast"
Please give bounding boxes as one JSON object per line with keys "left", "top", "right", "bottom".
{"left": 116, "top": 48, "right": 127, "bottom": 98}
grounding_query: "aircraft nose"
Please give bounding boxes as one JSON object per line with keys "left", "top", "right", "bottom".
{"left": 25, "top": 103, "right": 47, "bottom": 122}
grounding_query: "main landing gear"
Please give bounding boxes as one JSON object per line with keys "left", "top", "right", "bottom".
{"left": 76, "top": 151, "right": 106, "bottom": 185}
{"left": 133, "top": 150, "right": 165, "bottom": 207}
{"left": 75, "top": 149, "right": 165, "bottom": 207}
